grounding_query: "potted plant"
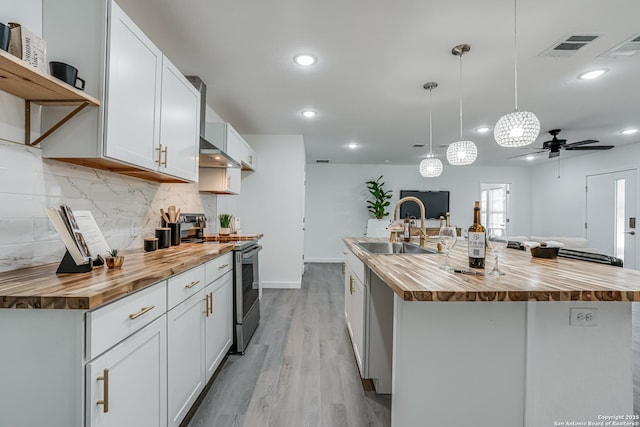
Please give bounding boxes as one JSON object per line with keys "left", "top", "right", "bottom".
{"left": 218, "top": 214, "right": 232, "bottom": 235}
{"left": 105, "top": 248, "right": 124, "bottom": 269}
{"left": 365, "top": 175, "right": 393, "bottom": 237}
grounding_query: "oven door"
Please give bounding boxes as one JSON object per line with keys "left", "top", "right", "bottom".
{"left": 235, "top": 245, "right": 261, "bottom": 323}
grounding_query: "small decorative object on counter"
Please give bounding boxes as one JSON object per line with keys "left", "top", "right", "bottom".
{"left": 218, "top": 214, "right": 232, "bottom": 235}
{"left": 468, "top": 201, "right": 486, "bottom": 269}
{"left": 105, "top": 249, "right": 124, "bottom": 269}
{"left": 143, "top": 237, "right": 158, "bottom": 252}
{"left": 156, "top": 228, "right": 170, "bottom": 249}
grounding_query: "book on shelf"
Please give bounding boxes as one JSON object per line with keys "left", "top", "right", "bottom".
{"left": 46, "top": 205, "right": 111, "bottom": 265}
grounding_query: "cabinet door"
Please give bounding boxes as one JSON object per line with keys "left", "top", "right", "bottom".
{"left": 104, "top": 2, "right": 162, "bottom": 170}
{"left": 344, "top": 268, "right": 354, "bottom": 339}
{"left": 159, "top": 57, "right": 200, "bottom": 182}
{"left": 199, "top": 167, "right": 241, "bottom": 194}
{"left": 167, "top": 290, "right": 206, "bottom": 427}
{"left": 86, "top": 315, "right": 167, "bottom": 427}
{"left": 351, "top": 274, "right": 366, "bottom": 375}
{"left": 205, "top": 271, "right": 233, "bottom": 382}
{"left": 224, "top": 125, "right": 244, "bottom": 165}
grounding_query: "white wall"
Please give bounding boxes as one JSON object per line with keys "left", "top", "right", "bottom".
{"left": 239, "top": 135, "right": 305, "bottom": 288}
{"left": 305, "top": 163, "right": 532, "bottom": 262}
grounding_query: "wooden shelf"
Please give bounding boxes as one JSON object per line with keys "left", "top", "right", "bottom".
{"left": 0, "top": 49, "right": 100, "bottom": 145}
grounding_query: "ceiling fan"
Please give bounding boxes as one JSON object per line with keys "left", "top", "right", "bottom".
{"left": 509, "top": 129, "right": 614, "bottom": 159}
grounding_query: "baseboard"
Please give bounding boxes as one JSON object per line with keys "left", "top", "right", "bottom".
{"left": 304, "top": 258, "right": 345, "bottom": 263}
{"left": 261, "top": 281, "right": 301, "bottom": 289}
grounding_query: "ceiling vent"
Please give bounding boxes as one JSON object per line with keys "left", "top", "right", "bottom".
{"left": 598, "top": 34, "right": 640, "bottom": 58}
{"left": 412, "top": 144, "right": 425, "bottom": 148}
{"left": 540, "top": 34, "right": 601, "bottom": 57}
{"left": 315, "top": 159, "right": 330, "bottom": 163}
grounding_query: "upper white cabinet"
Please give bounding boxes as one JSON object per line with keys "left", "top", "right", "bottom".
{"left": 203, "top": 122, "right": 257, "bottom": 171}
{"left": 239, "top": 138, "right": 257, "bottom": 171}
{"left": 41, "top": 0, "right": 199, "bottom": 183}
{"left": 199, "top": 167, "right": 241, "bottom": 195}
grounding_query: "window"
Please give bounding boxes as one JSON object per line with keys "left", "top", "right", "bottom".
{"left": 480, "top": 183, "right": 510, "bottom": 234}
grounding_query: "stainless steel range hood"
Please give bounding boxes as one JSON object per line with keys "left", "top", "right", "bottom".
{"left": 187, "top": 76, "right": 240, "bottom": 168}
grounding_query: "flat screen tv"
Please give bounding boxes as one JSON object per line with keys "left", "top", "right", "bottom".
{"left": 399, "top": 190, "right": 450, "bottom": 220}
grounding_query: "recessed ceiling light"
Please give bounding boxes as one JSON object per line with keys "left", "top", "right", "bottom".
{"left": 578, "top": 69, "right": 608, "bottom": 80}
{"left": 347, "top": 142, "right": 358, "bottom": 149}
{"left": 525, "top": 155, "right": 536, "bottom": 161}
{"left": 621, "top": 128, "right": 638, "bottom": 135}
{"left": 476, "top": 126, "right": 491, "bottom": 133}
{"left": 293, "top": 53, "right": 317, "bottom": 66}
{"left": 301, "top": 110, "right": 317, "bottom": 118}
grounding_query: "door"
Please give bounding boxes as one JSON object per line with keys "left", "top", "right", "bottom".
{"left": 86, "top": 316, "right": 167, "bottom": 427}
{"left": 105, "top": 2, "right": 162, "bottom": 169}
{"left": 586, "top": 169, "right": 638, "bottom": 269}
{"left": 159, "top": 57, "right": 200, "bottom": 181}
{"left": 167, "top": 291, "right": 206, "bottom": 427}
{"left": 205, "top": 271, "right": 233, "bottom": 382}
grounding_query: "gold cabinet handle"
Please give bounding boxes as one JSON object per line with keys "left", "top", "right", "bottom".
{"left": 185, "top": 280, "right": 200, "bottom": 289}
{"left": 208, "top": 292, "right": 213, "bottom": 315}
{"left": 163, "top": 145, "right": 168, "bottom": 167}
{"left": 349, "top": 276, "right": 354, "bottom": 295}
{"left": 155, "top": 143, "right": 163, "bottom": 165}
{"left": 218, "top": 263, "right": 229, "bottom": 270}
{"left": 97, "top": 368, "right": 109, "bottom": 413}
{"left": 203, "top": 293, "right": 212, "bottom": 317}
{"left": 128, "top": 305, "right": 155, "bottom": 320}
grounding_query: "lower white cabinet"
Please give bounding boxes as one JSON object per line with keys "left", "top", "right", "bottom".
{"left": 345, "top": 262, "right": 367, "bottom": 376}
{"left": 205, "top": 270, "right": 233, "bottom": 381}
{"left": 86, "top": 315, "right": 167, "bottom": 427}
{"left": 167, "top": 291, "right": 207, "bottom": 427}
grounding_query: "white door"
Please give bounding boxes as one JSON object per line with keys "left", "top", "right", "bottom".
{"left": 86, "top": 316, "right": 167, "bottom": 427}
{"left": 159, "top": 57, "right": 200, "bottom": 181}
{"left": 105, "top": 2, "right": 162, "bottom": 169}
{"left": 586, "top": 169, "right": 638, "bottom": 269}
{"left": 205, "top": 272, "right": 233, "bottom": 382}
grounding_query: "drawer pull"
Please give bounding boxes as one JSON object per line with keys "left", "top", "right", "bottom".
{"left": 349, "top": 276, "right": 354, "bottom": 295}
{"left": 128, "top": 305, "right": 155, "bottom": 320}
{"left": 218, "top": 263, "right": 229, "bottom": 270}
{"left": 203, "top": 293, "right": 211, "bottom": 317}
{"left": 97, "top": 369, "right": 109, "bottom": 413}
{"left": 185, "top": 280, "right": 200, "bottom": 289}
{"left": 208, "top": 292, "right": 213, "bottom": 315}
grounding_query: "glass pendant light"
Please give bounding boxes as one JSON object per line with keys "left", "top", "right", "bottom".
{"left": 446, "top": 44, "right": 477, "bottom": 166}
{"left": 419, "top": 82, "right": 443, "bottom": 177}
{"left": 494, "top": 0, "right": 540, "bottom": 147}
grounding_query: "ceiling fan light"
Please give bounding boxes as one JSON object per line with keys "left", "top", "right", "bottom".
{"left": 446, "top": 140, "right": 477, "bottom": 165}
{"left": 495, "top": 111, "right": 540, "bottom": 147}
{"left": 419, "top": 158, "right": 443, "bottom": 177}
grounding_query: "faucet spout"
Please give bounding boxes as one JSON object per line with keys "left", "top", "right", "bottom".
{"left": 391, "top": 197, "right": 427, "bottom": 247}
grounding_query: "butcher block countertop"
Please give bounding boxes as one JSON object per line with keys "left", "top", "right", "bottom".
{"left": 344, "top": 237, "right": 640, "bottom": 302}
{"left": 0, "top": 243, "right": 234, "bottom": 310}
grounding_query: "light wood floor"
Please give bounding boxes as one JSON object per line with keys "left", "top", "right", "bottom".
{"left": 187, "top": 263, "right": 391, "bottom": 427}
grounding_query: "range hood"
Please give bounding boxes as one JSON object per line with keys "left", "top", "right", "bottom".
{"left": 186, "top": 76, "right": 240, "bottom": 168}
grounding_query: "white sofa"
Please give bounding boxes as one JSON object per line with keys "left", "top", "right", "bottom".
{"left": 509, "top": 235, "right": 597, "bottom": 252}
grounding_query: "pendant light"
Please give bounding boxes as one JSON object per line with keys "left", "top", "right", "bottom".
{"left": 419, "top": 82, "right": 443, "bottom": 177}
{"left": 494, "top": 0, "right": 540, "bottom": 147}
{"left": 446, "top": 44, "right": 477, "bottom": 166}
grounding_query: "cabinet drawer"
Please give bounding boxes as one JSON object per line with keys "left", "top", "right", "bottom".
{"left": 86, "top": 281, "right": 167, "bottom": 360}
{"left": 346, "top": 250, "right": 366, "bottom": 285}
{"left": 167, "top": 265, "right": 206, "bottom": 309}
{"left": 205, "top": 252, "right": 233, "bottom": 285}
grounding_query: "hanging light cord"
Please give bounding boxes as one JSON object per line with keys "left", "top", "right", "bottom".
{"left": 458, "top": 53, "right": 463, "bottom": 140}
{"left": 513, "top": 0, "right": 519, "bottom": 111}
{"left": 428, "top": 88, "right": 433, "bottom": 155}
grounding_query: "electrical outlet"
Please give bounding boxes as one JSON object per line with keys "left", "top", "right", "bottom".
{"left": 570, "top": 307, "right": 598, "bottom": 327}
{"left": 130, "top": 221, "right": 141, "bottom": 237}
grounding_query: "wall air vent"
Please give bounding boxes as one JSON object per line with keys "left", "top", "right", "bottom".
{"left": 599, "top": 33, "right": 640, "bottom": 58}
{"left": 413, "top": 144, "right": 425, "bottom": 148}
{"left": 316, "top": 160, "right": 330, "bottom": 163}
{"left": 540, "top": 33, "right": 601, "bottom": 58}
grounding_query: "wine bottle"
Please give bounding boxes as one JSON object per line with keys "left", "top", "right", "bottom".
{"left": 468, "top": 201, "right": 486, "bottom": 269}
{"left": 403, "top": 214, "right": 411, "bottom": 242}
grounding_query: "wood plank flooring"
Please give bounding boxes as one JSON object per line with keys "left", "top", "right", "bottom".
{"left": 187, "top": 263, "right": 391, "bottom": 427}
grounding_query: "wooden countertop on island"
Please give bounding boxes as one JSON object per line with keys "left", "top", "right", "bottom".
{"left": 344, "top": 237, "right": 640, "bottom": 302}
{"left": 0, "top": 243, "right": 235, "bottom": 310}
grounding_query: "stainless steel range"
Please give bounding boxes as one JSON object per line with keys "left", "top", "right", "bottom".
{"left": 233, "top": 240, "right": 262, "bottom": 354}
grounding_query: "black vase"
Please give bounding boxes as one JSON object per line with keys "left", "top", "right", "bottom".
{"left": 0, "top": 23, "right": 10, "bottom": 52}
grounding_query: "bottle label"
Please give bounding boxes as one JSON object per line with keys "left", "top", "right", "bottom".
{"left": 468, "top": 232, "right": 486, "bottom": 258}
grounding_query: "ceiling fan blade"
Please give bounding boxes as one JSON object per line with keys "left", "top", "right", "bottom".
{"left": 507, "top": 150, "right": 546, "bottom": 159}
{"left": 565, "top": 145, "right": 614, "bottom": 151}
{"left": 563, "top": 139, "right": 599, "bottom": 148}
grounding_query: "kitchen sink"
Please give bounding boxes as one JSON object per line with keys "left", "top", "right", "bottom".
{"left": 356, "top": 241, "right": 437, "bottom": 255}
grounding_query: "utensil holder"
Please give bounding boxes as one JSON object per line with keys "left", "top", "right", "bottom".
{"left": 168, "top": 223, "right": 181, "bottom": 246}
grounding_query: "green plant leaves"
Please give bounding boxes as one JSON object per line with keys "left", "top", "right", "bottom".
{"left": 366, "top": 175, "right": 392, "bottom": 219}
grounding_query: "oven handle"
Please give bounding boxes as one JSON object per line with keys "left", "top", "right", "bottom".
{"left": 241, "top": 245, "right": 263, "bottom": 258}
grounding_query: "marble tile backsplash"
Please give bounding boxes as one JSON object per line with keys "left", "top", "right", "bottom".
{"left": 0, "top": 140, "right": 217, "bottom": 272}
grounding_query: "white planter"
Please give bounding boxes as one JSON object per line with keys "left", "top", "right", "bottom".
{"left": 366, "top": 218, "right": 392, "bottom": 237}
{"left": 219, "top": 227, "right": 230, "bottom": 235}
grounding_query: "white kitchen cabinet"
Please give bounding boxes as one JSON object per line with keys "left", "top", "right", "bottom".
{"left": 344, "top": 259, "right": 367, "bottom": 376}
{"left": 205, "top": 270, "right": 233, "bottom": 381}
{"left": 204, "top": 122, "right": 243, "bottom": 165}
{"left": 239, "top": 138, "right": 257, "bottom": 171}
{"left": 167, "top": 290, "right": 206, "bottom": 427}
{"left": 199, "top": 166, "right": 241, "bottom": 194}
{"left": 86, "top": 315, "right": 167, "bottom": 427}
{"left": 41, "top": 0, "right": 200, "bottom": 183}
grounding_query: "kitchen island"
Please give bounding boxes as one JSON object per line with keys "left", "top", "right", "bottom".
{"left": 343, "top": 237, "right": 640, "bottom": 427}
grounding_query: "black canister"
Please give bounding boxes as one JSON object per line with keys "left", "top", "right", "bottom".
{"left": 155, "top": 228, "right": 170, "bottom": 249}
{"left": 0, "top": 23, "right": 10, "bottom": 51}
{"left": 144, "top": 237, "right": 158, "bottom": 252}
{"left": 168, "top": 223, "right": 181, "bottom": 246}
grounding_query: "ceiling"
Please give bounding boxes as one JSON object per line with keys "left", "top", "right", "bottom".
{"left": 116, "top": 0, "right": 640, "bottom": 167}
